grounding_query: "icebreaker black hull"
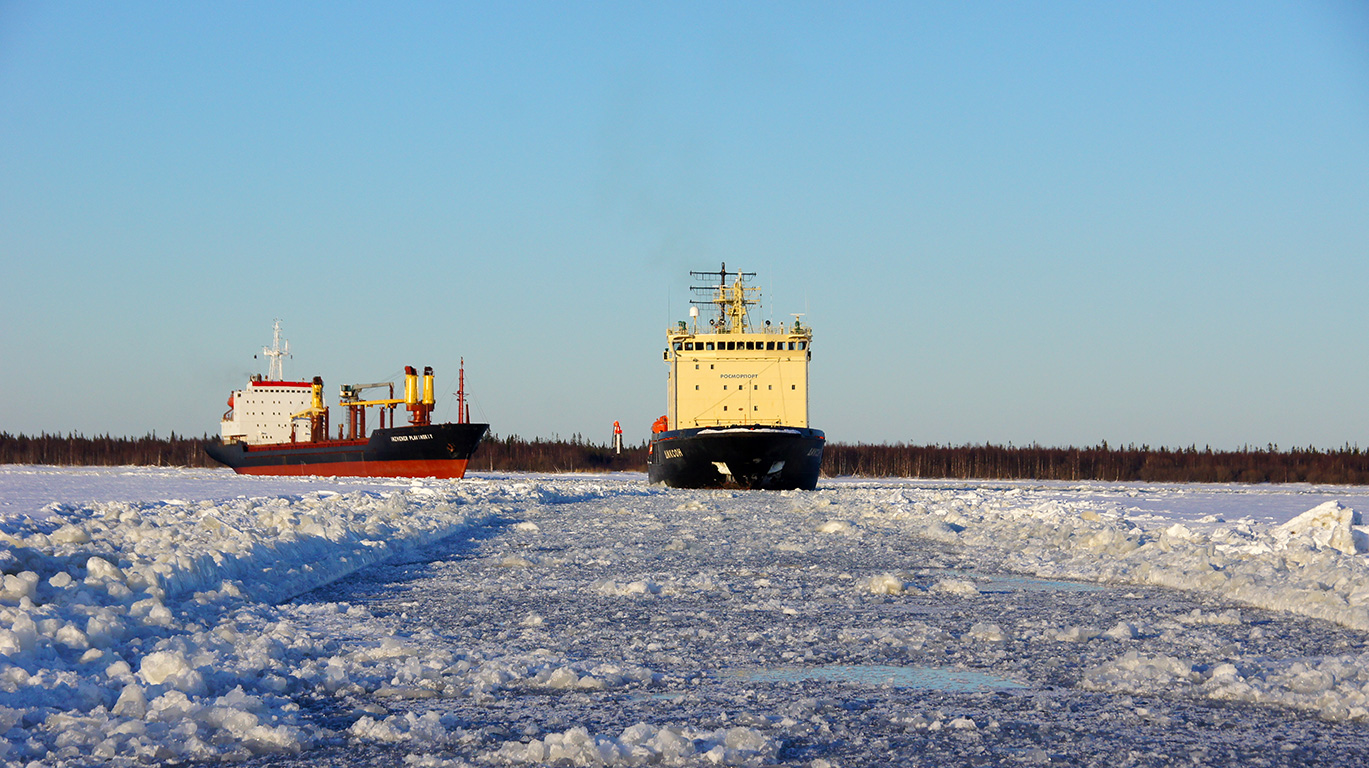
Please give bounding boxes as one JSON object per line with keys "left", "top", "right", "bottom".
{"left": 204, "top": 422, "right": 488, "bottom": 478}
{"left": 647, "top": 425, "right": 824, "bottom": 490}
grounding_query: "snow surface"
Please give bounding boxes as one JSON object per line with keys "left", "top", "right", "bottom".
{"left": 4, "top": 465, "right": 1369, "bottom": 765}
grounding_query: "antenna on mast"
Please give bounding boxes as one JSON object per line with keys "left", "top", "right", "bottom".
{"left": 262, "top": 319, "right": 290, "bottom": 380}
{"left": 689, "top": 261, "right": 758, "bottom": 332}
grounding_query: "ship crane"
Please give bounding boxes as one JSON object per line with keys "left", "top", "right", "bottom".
{"left": 288, "top": 376, "right": 329, "bottom": 443}
{"left": 338, "top": 380, "right": 398, "bottom": 440}
{"left": 336, "top": 366, "right": 437, "bottom": 439}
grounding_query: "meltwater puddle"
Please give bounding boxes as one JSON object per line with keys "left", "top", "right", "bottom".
{"left": 730, "top": 664, "right": 1026, "bottom": 691}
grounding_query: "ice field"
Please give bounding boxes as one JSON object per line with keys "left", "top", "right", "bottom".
{"left": 4, "top": 465, "right": 1369, "bottom": 766}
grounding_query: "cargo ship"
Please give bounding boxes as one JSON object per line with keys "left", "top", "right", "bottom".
{"left": 647, "top": 265, "right": 824, "bottom": 490}
{"left": 204, "top": 322, "right": 488, "bottom": 478}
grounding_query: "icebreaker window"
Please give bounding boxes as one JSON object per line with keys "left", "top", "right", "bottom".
{"left": 745, "top": 341, "right": 754, "bottom": 350}
{"left": 799, "top": 341, "right": 807, "bottom": 350}
{"left": 766, "top": 341, "right": 775, "bottom": 350}
{"left": 706, "top": 342, "right": 715, "bottom": 350}
{"left": 791, "top": 385, "right": 797, "bottom": 390}
{"left": 673, "top": 342, "right": 682, "bottom": 350}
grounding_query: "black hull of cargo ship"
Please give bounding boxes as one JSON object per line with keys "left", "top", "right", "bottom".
{"left": 647, "top": 425, "right": 824, "bottom": 490}
{"left": 203, "top": 422, "right": 488, "bottom": 478}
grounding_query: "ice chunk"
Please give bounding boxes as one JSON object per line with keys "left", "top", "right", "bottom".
{"left": 930, "top": 578, "right": 979, "bottom": 597}
{"left": 113, "top": 683, "right": 148, "bottom": 718}
{"left": 1054, "top": 626, "right": 1101, "bottom": 642}
{"left": 52, "top": 523, "right": 91, "bottom": 544}
{"left": 1278, "top": 501, "right": 1365, "bottom": 555}
{"left": 85, "top": 556, "right": 127, "bottom": 584}
{"left": 138, "top": 650, "right": 206, "bottom": 694}
{"left": 1104, "top": 621, "right": 1139, "bottom": 640}
{"left": 0, "top": 571, "right": 38, "bottom": 603}
{"left": 865, "top": 573, "right": 910, "bottom": 595}
{"left": 592, "top": 579, "right": 662, "bottom": 597}
{"left": 968, "top": 622, "right": 1007, "bottom": 642}
{"left": 493, "top": 723, "right": 779, "bottom": 766}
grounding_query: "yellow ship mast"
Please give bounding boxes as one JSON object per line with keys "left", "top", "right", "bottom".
{"left": 691, "top": 262, "right": 759, "bottom": 333}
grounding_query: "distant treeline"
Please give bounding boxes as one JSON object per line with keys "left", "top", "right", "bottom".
{"left": 0, "top": 431, "right": 648, "bottom": 473}
{"left": 822, "top": 442, "right": 1369, "bottom": 485}
{"left": 0, "top": 432, "right": 215, "bottom": 467}
{"left": 4, "top": 431, "right": 1369, "bottom": 485}
{"left": 470, "top": 434, "right": 647, "bottom": 473}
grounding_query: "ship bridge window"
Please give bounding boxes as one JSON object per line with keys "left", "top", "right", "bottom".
{"left": 684, "top": 342, "right": 693, "bottom": 350}
{"left": 766, "top": 341, "right": 775, "bottom": 350}
{"left": 673, "top": 342, "right": 682, "bottom": 350}
{"left": 799, "top": 341, "right": 807, "bottom": 350}
{"left": 747, "top": 341, "right": 756, "bottom": 350}
{"left": 787, "top": 342, "right": 795, "bottom": 350}
{"left": 706, "top": 342, "right": 715, "bottom": 350}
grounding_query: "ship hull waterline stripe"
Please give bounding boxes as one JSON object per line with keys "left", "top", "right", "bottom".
{"left": 227, "top": 459, "right": 471, "bottom": 479}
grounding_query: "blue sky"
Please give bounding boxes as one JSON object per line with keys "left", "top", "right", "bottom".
{"left": 2, "top": 1, "right": 1367, "bottom": 450}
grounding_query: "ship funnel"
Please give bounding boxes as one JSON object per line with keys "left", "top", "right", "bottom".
{"left": 422, "top": 366, "right": 435, "bottom": 407}
{"left": 404, "top": 366, "right": 419, "bottom": 407}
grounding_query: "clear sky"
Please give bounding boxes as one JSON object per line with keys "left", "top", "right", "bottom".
{"left": 2, "top": 1, "right": 1367, "bottom": 450}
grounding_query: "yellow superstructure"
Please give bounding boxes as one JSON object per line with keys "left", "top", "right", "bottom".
{"left": 663, "top": 265, "right": 812, "bottom": 429}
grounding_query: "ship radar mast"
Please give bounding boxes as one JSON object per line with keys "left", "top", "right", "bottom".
{"left": 262, "top": 319, "right": 290, "bottom": 380}
{"left": 689, "top": 262, "right": 759, "bottom": 333}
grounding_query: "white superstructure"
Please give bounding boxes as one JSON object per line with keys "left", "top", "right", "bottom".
{"left": 219, "top": 322, "right": 318, "bottom": 445}
{"left": 662, "top": 265, "right": 812, "bottom": 429}
{"left": 221, "top": 378, "right": 317, "bottom": 445}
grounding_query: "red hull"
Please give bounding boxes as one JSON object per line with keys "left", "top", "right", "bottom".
{"left": 230, "top": 459, "right": 471, "bottom": 479}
